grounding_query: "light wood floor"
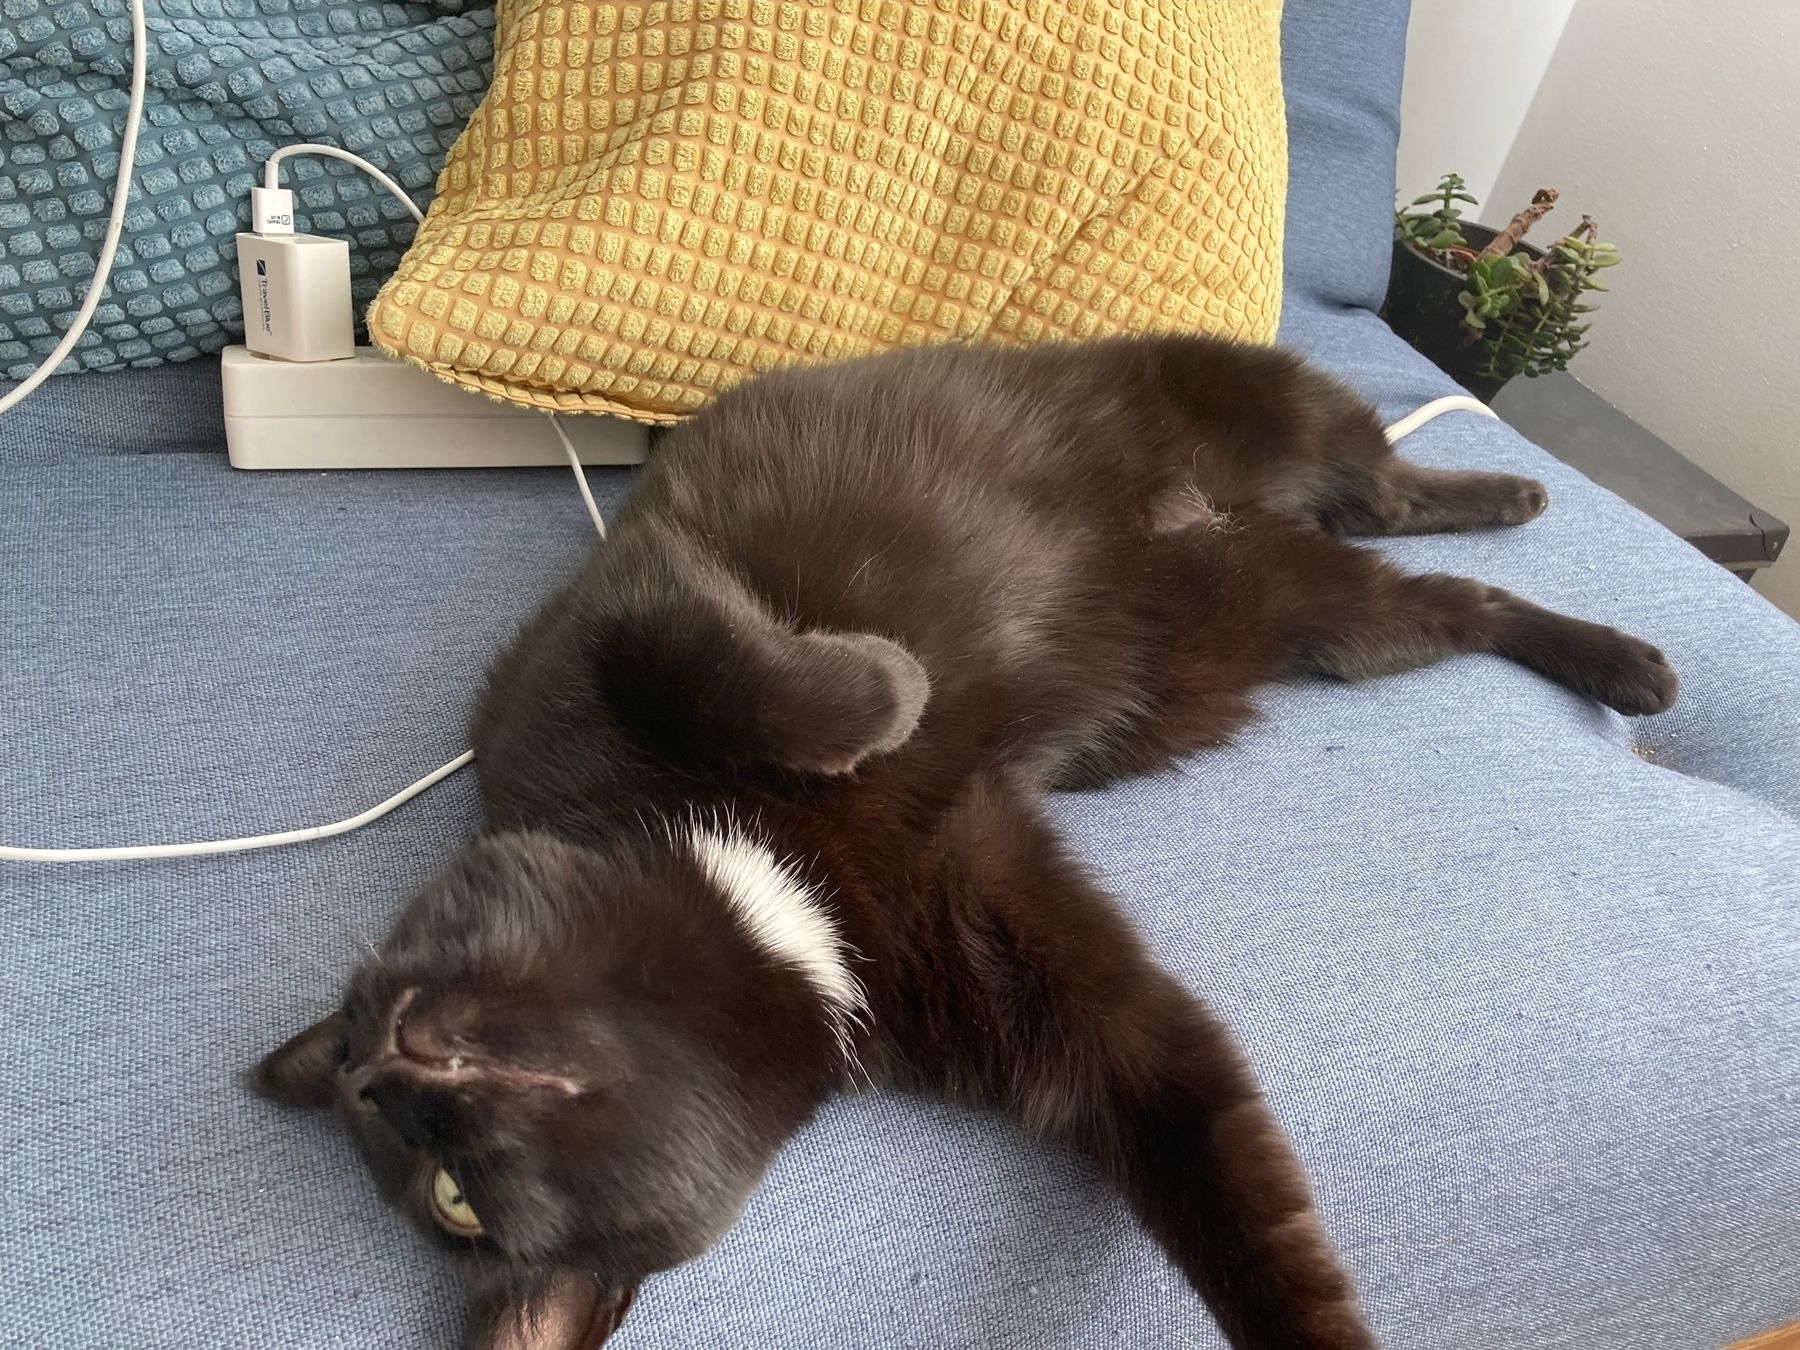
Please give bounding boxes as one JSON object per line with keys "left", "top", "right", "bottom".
{"left": 1729, "top": 1320, "right": 1800, "bottom": 1349}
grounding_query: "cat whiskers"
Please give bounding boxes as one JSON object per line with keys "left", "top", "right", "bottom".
{"left": 328, "top": 919, "right": 387, "bottom": 974}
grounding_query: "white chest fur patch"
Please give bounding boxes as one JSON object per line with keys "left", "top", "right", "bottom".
{"left": 686, "top": 823, "right": 868, "bottom": 1063}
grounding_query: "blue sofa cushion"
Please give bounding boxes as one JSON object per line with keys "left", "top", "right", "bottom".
{"left": 1281, "top": 0, "right": 1412, "bottom": 314}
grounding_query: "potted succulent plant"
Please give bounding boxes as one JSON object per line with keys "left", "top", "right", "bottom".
{"left": 1383, "top": 173, "right": 1620, "bottom": 401}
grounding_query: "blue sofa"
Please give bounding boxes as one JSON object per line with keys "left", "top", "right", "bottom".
{"left": 4, "top": 3, "right": 1797, "bottom": 1347}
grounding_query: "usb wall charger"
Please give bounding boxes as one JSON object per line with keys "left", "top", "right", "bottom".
{"left": 235, "top": 233, "right": 354, "bottom": 363}
{"left": 235, "top": 186, "right": 353, "bottom": 363}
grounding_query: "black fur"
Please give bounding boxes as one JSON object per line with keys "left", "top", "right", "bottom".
{"left": 255, "top": 335, "right": 1676, "bottom": 1349}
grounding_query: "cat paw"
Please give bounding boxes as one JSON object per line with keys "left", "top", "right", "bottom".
{"left": 1493, "top": 477, "right": 1549, "bottom": 526}
{"left": 1593, "top": 633, "right": 1679, "bottom": 716}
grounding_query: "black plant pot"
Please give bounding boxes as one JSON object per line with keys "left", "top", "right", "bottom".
{"left": 1381, "top": 223, "right": 1542, "bottom": 404}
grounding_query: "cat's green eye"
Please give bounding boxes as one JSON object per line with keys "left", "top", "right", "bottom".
{"left": 429, "top": 1166, "right": 484, "bottom": 1238}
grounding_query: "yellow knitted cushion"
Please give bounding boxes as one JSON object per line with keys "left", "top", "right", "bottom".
{"left": 368, "top": 0, "right": 1287, "bottom": 423}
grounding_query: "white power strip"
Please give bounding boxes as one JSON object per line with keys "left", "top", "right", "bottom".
{"left": 221, "top": 345, "right": 649, "bottom": 470}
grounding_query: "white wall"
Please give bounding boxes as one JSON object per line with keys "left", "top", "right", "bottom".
{"left": 1400, "top": 0, "right": 1800, "bottom": 618}
{"left": 1395, "top": 0, "right": 1575, "bottom": 209}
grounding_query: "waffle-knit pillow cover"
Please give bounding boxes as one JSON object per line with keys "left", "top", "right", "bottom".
{"left": 368, "top": 0, "right": 1287, "bottom": 422}
{"left": 0, "top": 1, "right": 496, "bottom": 380}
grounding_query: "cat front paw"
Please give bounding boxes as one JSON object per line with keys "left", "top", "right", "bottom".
{"left": 1593, "top": 633, "right": 1679, "bottom": 716}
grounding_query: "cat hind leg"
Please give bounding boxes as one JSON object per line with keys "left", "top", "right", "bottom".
{"left": 1296, "top": 561, "right": 1677, "bottom": 716}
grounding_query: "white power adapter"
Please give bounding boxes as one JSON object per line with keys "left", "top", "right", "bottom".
{"left": 236, "top": 187, "right": 353, "bottom": 362}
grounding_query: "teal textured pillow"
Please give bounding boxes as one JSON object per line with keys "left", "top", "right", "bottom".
{"left": 0, "top": 0, "right": 495, "bottom": 379}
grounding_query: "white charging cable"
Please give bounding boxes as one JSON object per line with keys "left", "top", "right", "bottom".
{"left": 0, "top": 402, "right": 599, "bottom": 865}
{"left": 0, "top": 412, "right": 600, "bottom": 863}
{"left": 549, "top": 413, "right": 610, "bottom": 538}
{"left": 261, "top": 144, "right": 425, "bottom": 226}
{"left": 0, "top": 0, "right": 146, "bottom": 416}
{"left": 1, "top": 753, "right": 476, "bottom": 864}
{"left": 1382, "top": 394, "right": 1497, "bottom": 444}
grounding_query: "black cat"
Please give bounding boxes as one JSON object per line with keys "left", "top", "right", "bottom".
{"left": 256, "top": 335, "right": 1676, "bottom": 1350}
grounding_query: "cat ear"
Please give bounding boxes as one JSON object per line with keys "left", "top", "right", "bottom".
{"left": 249, "top": 1011, "right": 347, "bottom": 1109}
{"left": 599, "top": 602, "right": 930, "bottom": 777}
{"left": 471, "top": 1276, "right": 635, "bottom": 1350}
{"left": 746, "top": 630, "right": 931, "bottom": 775}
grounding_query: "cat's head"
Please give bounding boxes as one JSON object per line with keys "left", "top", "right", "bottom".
{"left": 253, "top": 827, "right": 858, "bottom": 1349}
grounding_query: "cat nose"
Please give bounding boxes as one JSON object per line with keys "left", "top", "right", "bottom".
{"left": 340, "top": 1063, "right": 380, "bottom": 1117}
{"left": 342, "top": 1072, "right": 374, "bottom": 1116}
{"left": 353, "top": 1074, "right": 441, "bottom": 1149}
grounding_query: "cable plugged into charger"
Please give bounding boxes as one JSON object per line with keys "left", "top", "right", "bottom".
{"left": 236, "top": 184, "right": 354, "bottom": 363}
{"left": 249, "top": 185, "right": 297, "bottom": 236}
{"left": 232, "top": 146, "right": 430, "bottom": 364}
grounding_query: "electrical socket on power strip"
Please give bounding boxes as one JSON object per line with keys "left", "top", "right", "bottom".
{"left": 221, "top": 345, "right": 649, "bottom": 470}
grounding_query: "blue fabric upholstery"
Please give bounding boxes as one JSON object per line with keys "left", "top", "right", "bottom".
{"left": 1281, "top": 0, "right": 1412, "bottom": 314}
{"left": 0, "top": 0, "right": 495, "bottom": 379}
{"left": 4, "top": 2, "right": 1799, "bottom": 1348}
